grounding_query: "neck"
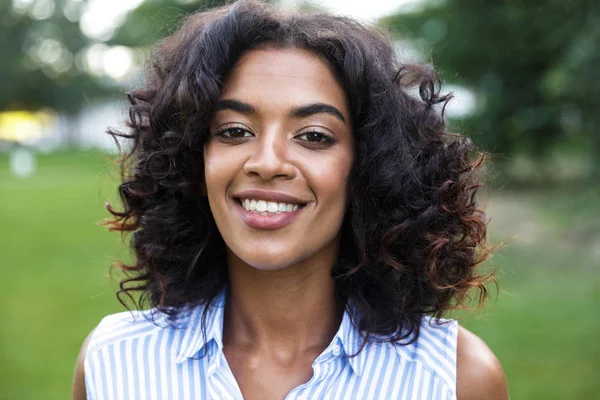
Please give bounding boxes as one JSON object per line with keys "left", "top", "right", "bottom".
{"left": 223, "top": 250, "right": 343, "bottom": 355}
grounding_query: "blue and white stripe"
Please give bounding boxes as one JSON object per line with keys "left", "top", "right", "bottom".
{"left": 85, "top": 290, "right": 457, "bottom": 399}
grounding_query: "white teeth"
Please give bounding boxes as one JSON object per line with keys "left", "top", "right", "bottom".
{"left": 267, "top": 201, "right": 278, "bottom": 212}
{"left": 256, "top": 200, "right": 267, "bottom": 212}
{"left": 240, "top": 198, "right": 302, "bottom": 213}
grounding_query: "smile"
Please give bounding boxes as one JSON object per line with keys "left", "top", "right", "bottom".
{"left": 233, "top": 197, "right": 307, "bottom": 230}
{"left": 239, "top": 198, "right": 300, "bottom": 214}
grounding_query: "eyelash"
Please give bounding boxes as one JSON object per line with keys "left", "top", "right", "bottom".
{"left": 214, "top": 126, "right": 336, "bottom": 146}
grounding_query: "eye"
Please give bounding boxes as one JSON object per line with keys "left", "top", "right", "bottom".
{"left": 295, "top": 131, "right": 335, "bottom": 145}
{"left": 214, "top": 126, "right": 254, "bottom": 139}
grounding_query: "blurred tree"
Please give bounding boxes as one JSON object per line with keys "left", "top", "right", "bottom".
{"left": 109, "top": 0, "right": 232, "bottom": 48}
{"left": 1, "top": 0, "right": 231, "bottom": 146}
{"left": 0, "top": 0, "right": 105, "bottom": 114}
{"left": 0, "top": 0, "right": 231, "bottom": 113}
{"left": 381, "top": 0, "right": 599, "bottom": 177}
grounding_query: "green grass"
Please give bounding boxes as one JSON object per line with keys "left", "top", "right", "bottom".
{"left": 0, "top": 150, "right": 125, "bottom": 400}
{"left": 458, "top": 188, "right": 600, "bottom": 399}
{"left": 1, "top": 151, "right": 598, "bottom": 399}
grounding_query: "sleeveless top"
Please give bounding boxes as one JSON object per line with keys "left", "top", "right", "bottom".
{"left": 84, "top": 290, "right": 458, "bottom": 400}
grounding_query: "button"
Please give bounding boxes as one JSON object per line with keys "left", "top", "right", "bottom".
{"left": 332, "top": 344, "right": 342, "bottom": 356}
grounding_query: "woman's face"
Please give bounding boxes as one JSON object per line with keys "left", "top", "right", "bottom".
{"left": 204, "top": 47, "right": 354, "bottom": 271}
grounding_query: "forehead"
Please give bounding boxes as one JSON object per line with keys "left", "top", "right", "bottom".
{"left": 220, "top": 47, "right": 349, "bottom": 116}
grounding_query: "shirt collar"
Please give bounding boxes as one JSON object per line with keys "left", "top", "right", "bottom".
{"left": 174, "top": 290, "right": 368, "bottom": 376}
{"left": 174, "top": 289, "right": 226, "bottom": 364}
{"left": 335, "top": 305, "right": 368, "bottom": 376}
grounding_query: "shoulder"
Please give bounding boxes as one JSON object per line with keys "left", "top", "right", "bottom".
{"left": 85, "top": 309, "right": 166, "bottom": 354}
{"left": 456, "top": 325, "right": 508, "bottom": 400}
{"left": 73, "top": 328, "right": 95, "bottom": 400}
{"left": 386, "top": 317, "right": 459, "bottom": 391}
{"left": 72, "top": 309, "right": 176, "bottom": 400}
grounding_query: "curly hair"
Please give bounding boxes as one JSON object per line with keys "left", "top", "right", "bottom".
{"left": 106, "top": 0, "right": 495, "bottom": 347}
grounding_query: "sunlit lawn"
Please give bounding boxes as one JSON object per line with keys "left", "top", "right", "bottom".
{"left": 0, "top": 150, "right": 598, "bottom": 399}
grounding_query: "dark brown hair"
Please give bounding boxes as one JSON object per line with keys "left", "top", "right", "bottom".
{"left": 107, "top": 0, "right": 495, "bottom": 346}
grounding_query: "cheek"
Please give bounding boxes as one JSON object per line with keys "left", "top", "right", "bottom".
{"left": 320, "top": 151, "right": 353, "bottom": 195}
{"left": 203, "top": 144, "right": 235, "bottom": 188}
{"left": 308, "top": 153, "right": 353, "bottom": 214}
{"left": 203, "top": 145, "right": 233, "bottom": 209}
{"left": 203, "top": 144, "right": 219, "bottom": 182}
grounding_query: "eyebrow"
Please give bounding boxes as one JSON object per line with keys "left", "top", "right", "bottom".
{"left": 215, "top": 99, "right": 347, "bottom": 125}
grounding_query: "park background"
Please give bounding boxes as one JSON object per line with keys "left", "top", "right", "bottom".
{"left": 1, "top": 0, "right": 598, "bottom": 398}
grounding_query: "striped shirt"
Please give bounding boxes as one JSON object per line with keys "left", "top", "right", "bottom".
{"left": 85, "top": 290, "right": 458, "bottom": 399}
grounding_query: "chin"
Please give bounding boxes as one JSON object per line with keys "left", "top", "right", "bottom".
{"left": 227, "top": 244, "right": 311, "bottom": 272}
{"left": 241, "top": 251, "right": 300, "bottom": 271}
{"left": 224, "top": 230, "right": 341, "bottom": 273}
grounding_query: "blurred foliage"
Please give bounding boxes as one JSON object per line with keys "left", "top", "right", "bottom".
{"left": 0, "top": 0, "right": 229, "bottom": 115}
{"left": 382, "top": 0, "right": 600, "bottom": 177}
{"left": 108, "top": 0, "right": 232, "bottom": 47}
{"left": 0, "top": 0, "right": 104, "bottom": 114}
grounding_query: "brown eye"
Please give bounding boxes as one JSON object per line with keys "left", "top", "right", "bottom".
{"left": 295, "top": 131, "right": 335, "bottom": 144}
{"left": 215, "top": 127, "right": 253, "bottom": 139}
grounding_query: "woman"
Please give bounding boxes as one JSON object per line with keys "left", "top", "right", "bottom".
{"left": 73, "top": 1, "right": 508, "bottom": 398}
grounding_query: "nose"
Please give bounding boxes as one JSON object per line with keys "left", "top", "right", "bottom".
{"left": 243, "top": 130, "right": 296, "bottom": 181}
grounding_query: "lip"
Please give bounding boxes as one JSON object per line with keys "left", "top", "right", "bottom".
{"left": 234, "top": 200, "right": 305, "bottom": 230}
{"left": 231, "top": 189, "right": 310, "bottom": 205}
